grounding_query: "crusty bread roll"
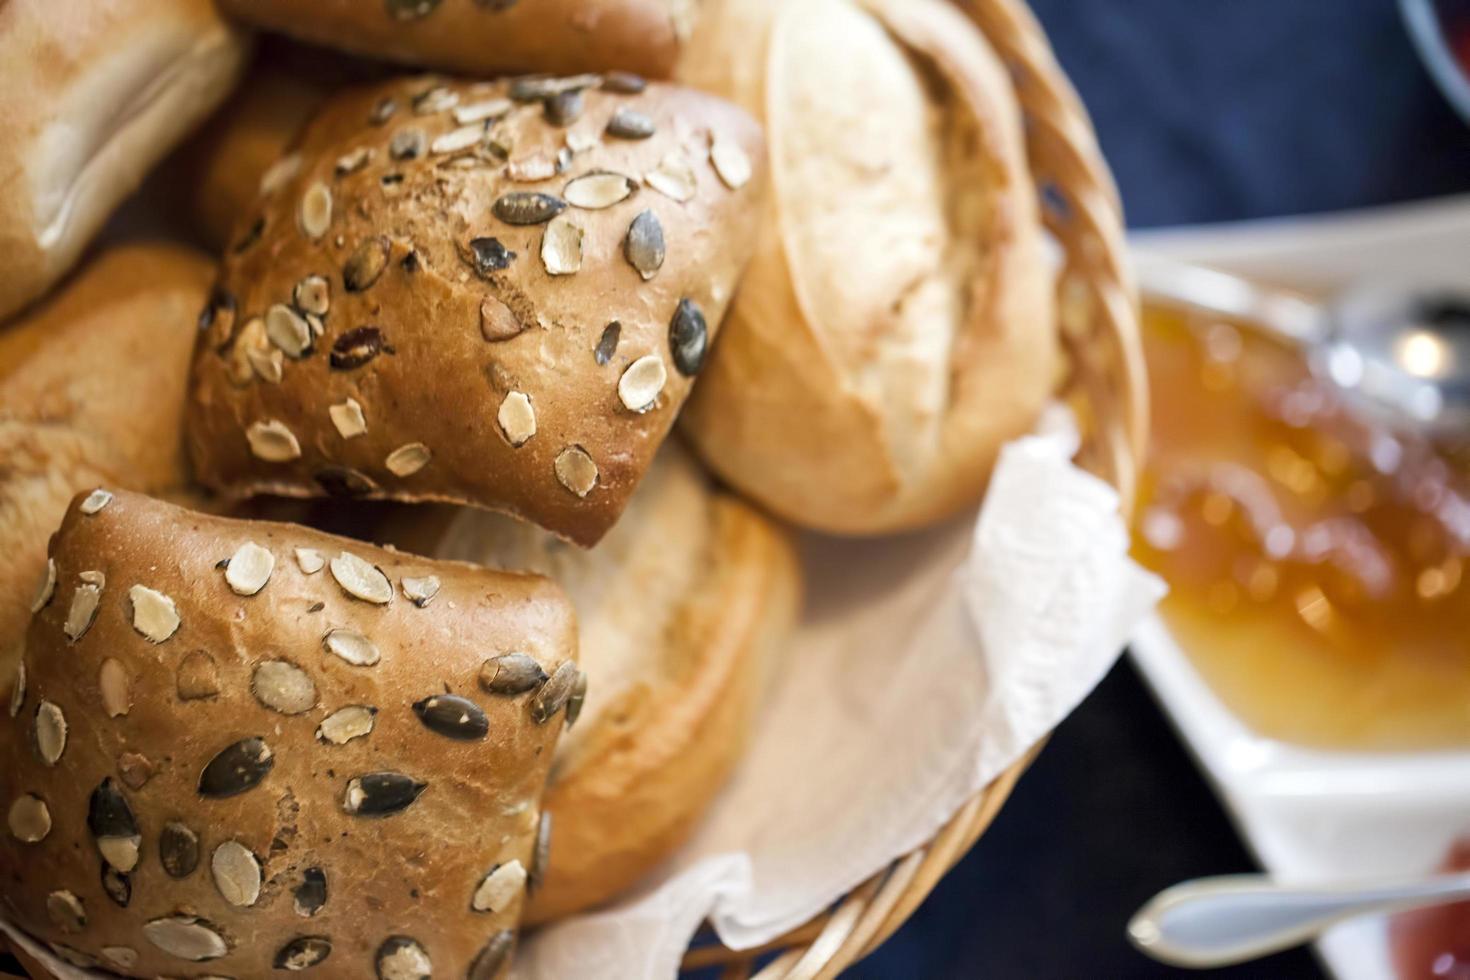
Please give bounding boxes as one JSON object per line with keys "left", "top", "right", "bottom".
{"left": 677, "top": 0, "right": 1058, "bottom": 535}
{"left": 188, "top": 74, "right": 765, "bottom": 547}
{"left": 215, "top": 0, "right": 696, "bottom": 80}
{"left": 396, "top": 445, "right": 802, "bottom": 923}
{"left": 0, "top": 0, "right": 249, "bottom": 322}
{"left": 0, "top": 490, "right": 580, "bottom": 978}
{"left": 0, "top": 244, "right": 214, "bottom": 695}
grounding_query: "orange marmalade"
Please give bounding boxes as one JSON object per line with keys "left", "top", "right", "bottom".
{"left": 1133, "top": 302, "right": 1470, "bottom": 750}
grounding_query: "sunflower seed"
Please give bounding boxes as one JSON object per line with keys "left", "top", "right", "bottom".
{"left": 566, "top": 128, "right": 600, "bottom": 154}
{"left": 507, "top": 152, "right": 559, "bottom": 182}
{"left": 35, "top": 700, "right": 66, "bottom": 765}
{"left": 129, "top": 585, "right": 180, "bottom": 642}
{"left": 331, "top": 326, "right": 387, "bottom": 369}
{"left": 468, "top": 236, "right": 517, "bottom": 276}
{"left": 80, "top": 488, "right": 113, "bottom": 514}
{"left": 468, "top": 930, "right": 515, "bottom": 980}
{"left": 602, "top": 69, "right": 648, "bottom": 92}
{"left": 386, "top": 442, "right": 432, "bottom": 477}
{"left": 454, "top": 98, "right": 513, "bottom": 125}
{"left": 118, "top": 751, "right": 155, "bottom": 789}
{"left": 307, "top": 311, "right": 326, "bottom": 337}
{"left": 249, "top": 345, "right": 284, "bottom": 383}
{"left": 324, "top": 628, "right": 381, "bottom": 666}
{"left": 594, "top": 321, "right": 621, "bottom": 365}
{"left": 259, "top": 154, "right": 301, "bottom": 197}
{"left": 224, "top": 541, "right": 275, "bottom": 595}
{"left": 275, "top": 935, "right": 332, "bottom": 971}
{"left": 46, "top": 891, "right": 86, "bottom": 933}
{"left": 606, "top": 108, "right": 656, "bottom": 140}
{"left": 7, "top": 662, "right": 24, "bottom": 718}
{"left": 531, "top": 660, "right": 579, "bottom": 723}
{"left": 376, "top": 936, "right": 432, "bottom": 980}
{"left": 100, "top": 947, "right": 137, "bottom": 970}
{"left": 545, "top": 89, "right": 583, "bottom": 126}
{"left": 388, "top": 0, "right": 441, "bottom": 19}
{"left": 711, "top": 134, "right": 753, "bottom": 189}
{"left": 294, "top": 275, "right": 331, "bottom": 315}
{"left": 413, "top": 85, "right": 459, "bottom": 114}
{"left": 566, "top": 670, "right": 588, "bottom": 727}
{"left": 413, "top": 694, "right": 489, "bottom": 740}
{"left": 497, "top": 391, "right": 537, "bottom": 446}
{"left": 401, "top": 575, "right": 440, "bottom": 606}
{"left": 198, "top": 737, "right": 274, "bottom": 798}
{"left": 30, "top": 558, "right": 55, "bottom": 613}
{"left": 344, "top": 772, "right": 427, "bottom": 817}
{"left": 50, "top": 945, "right": 96, "bottom": 969}
{"left": 99, "top": 658, "right": 130, "bottom": 717}
{"left": 480, "top": 296, "right": 524, "bottom": 341}
{"left": 199, "top": 285, "right": 237, "bottom": 336}
{"left": 554, "top": 446, "right": 598, "bottom": 497}
{"left": 143, "top": 916, "right": 228, "bottom": 961}
{"left": 299, "top": 182, "right": 332, "bottom": 238}
{"left": 565, "top": 171, "right": 636, "bottom": 209}
{"left": 494, "top": 192, "right": 566, "bottom": 225}
{"left": 371, "top": 97, "right": 398, "bottom": 124}
{"left": 295, "top": 548, "right": 326, "bottom": 574}
{"left": 669, "top": 297, "right": 709, "bottom": 375}
{"left": 624, "top": 210, "right": 665, "bottom": 279}
{"left": 267, "top": 303, "right": 312, "bottom": 358}
{"left": 479, "top": 653, "right": 547, "bottom": 695}
{"left": 540, "top": 215, "right": 584, "bottom": 275}
{"left": 530, "top": 810, "right": 551, "bottom": 892}
{"left": 294, "top": 868, "right": 328, "bottom": 917}
{"left": 343, "top": 236, "right": 391, "bottom": 293}
{"left": 233, "top": 215, "right": 265, "bottom": 253}
{"left": 433, "top": 124, "right": 484, "bottom": 155}
{"left": 7, "top": 794, "right": 50, "bottom": 843}
{"left": 330, "top": 398, "right": 368, "bottom": 439}
{"left": 159, "top": 822, "right": 200, "bottom": 878}
{"left": 228, "top": 315, "right": 269, "bottom": 384}
{"left": 102, "top": 865, "right": 131, "bottom": 907}
{"left": 472, "top": 859, "right": 527, "bottom": 913}
{"left": 390, "top": 127, "right": 426, "bottom": 160}
{"left": 211, "top": 841, "right": 262, "bottom": 906}
{"left": 646, "top": 151, "right": 697, "bottom": 202}
{"left": 177, "top": 651, "right": 221, "bottom": 700}
{"left": 64, "top": 575, "right": 103, "bottom": 641}
{"left": 618, "top": 354, "right": 667, "bottom": 412}
{"left": 88, "top": 778, "right": 140, "bottom": 871}
{"left": 252, "top": 661, "right": 317, "bottom": 714}
{"left": 335, "top": 146, "right": 373, "bottom": 176}
{"left": 317, "top": 704, "right": 377, "bottom": 744}
{"left": 247, "top": 419, "right": 303, "bottom": 461}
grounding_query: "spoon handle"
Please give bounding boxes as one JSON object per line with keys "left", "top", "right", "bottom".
{"left": 1128, "top": 872, "right": 1470, "bottom": 968}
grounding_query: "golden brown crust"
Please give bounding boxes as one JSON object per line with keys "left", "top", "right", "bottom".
{"left": 0, "top": 490, "right": 578, "bottom": 978}
{"left": 677, "top": 0, "right": 1058, "bottom": 535}
{"left": 214, "top": 0, "right": 693, "bottom": 80}
{"left": 187, "top": 74, "right": 766, "bottom": 547}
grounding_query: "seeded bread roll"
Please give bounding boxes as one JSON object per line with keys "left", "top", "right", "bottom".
{"left": 0, "top": 0, "right": 249, "bottom": 322}
{"left": 214, "top": 0, "right": 697, "bottom": 80}
{"left": 395, "top": 444, "right": 801, "bottom": 923}
{"left": 0, "top": 244, "right": 215, "bottom": 701}
{"left": 677, "top": 0, "right": 1058, "bottom": 535}
{"left": 188, "top": 74, "right": 765, "bottom": 547}
{"left": 0, "top": 490, "right": 580, "bottom": 979}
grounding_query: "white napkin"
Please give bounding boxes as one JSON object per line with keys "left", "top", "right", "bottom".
{"left": 1, "top": 423, "right": 1163, "bottom": 979}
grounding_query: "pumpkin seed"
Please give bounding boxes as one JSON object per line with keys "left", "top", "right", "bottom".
{"left": 472, "top": 859, "right": 526, "bottom": 913}
{"left": 330, "top": 398, "right": 368, "bottom": 439}
{"left": 129, "top": 584, "right": 181, "bottom": 642}
{"left": 294, "top": 275, "right": 331, "bottom": 316}
{"left": 493, "top": 192, "right": 566, "bottom": 225}
{"left": 35, "top": 700, "right": 66, "bottom": 765}
{"left": 159, "top": 822, "right": 201, "bottom": 878}
{"left": 324, "top": 628, "right": 381, "bottom": 666}
{"left": 376, "top": 936, "right": 432, "bottom": 980}
{"left": 7, "top": 662, "right": 23, "bottom": 718}
{"left": 545, "top": 89, "right": 583, "bottom": 126}
{"left": 554, "top": 446, "right": 598, "bottom": 497}
{"left": 566, "top": 669, "right": 588, "bottom": 727}
{"left": 479, "top": 653, "right": 547, "bottom": 695}
{"left": 646, "top": 151, "right": 697, "bottom": 202}
{"left": 331, "top": 326, "right": 388, "bottom": 369}
{"left": 80, "top": 488, "right": 114, "bottom": 514}
{"left": 252, "top": 661, "right": 317, "bottom": 714}
{"left": 594, "top": 321, "right": 621, "bottom": 365}
{"left": 602, "top": 71, "right": 647, "bottom": 94}
{"left": 247, "top": 419, "right": 303, "bottom": 461}
{"left": 413, "top": 84, "right": 458, "bottom": 114}
{"left": 371, "top": 97, "right": 398, "bottom": 125}
{"left": 7, "top": 793, "right": 50, "bottom": 843}
{"left": 344, "top": 236, "right": 391, "bottom": 291}
{"left": 343, "top": 772, "right": 427, "bottom": 817}
{"left": 335, "top": 146, "right": 373, "bottom": 176}
{"left": 454, "top": 98, "right": 513, "bottom": 125}
{"left": 294, "top": 867, "right": 328, "bottom": 917}
{"left": 143, "top": 916, "right": 228, "bottom": 961}
{"left": 30, "top": 558, "right": 55, "bottom": 613}
{"left": 565, "top": 171, "right": 636, "bottom": 209}
{"left": 390, "top": 127, "right": 426, "bottom": 160}
{"left": 198, "top": 737, "right": 274, "bottom": 798}
{"left": 295, "top": 548, "right": 326, "bottom": 574}
{"left": 669, "top": 297, "right": 709, "bottom": 375}
{"left": 540, "top": 214, "right": 583, "bottom": 275}
{"left": 497, "top": 391, "right": 537, "bottom": 446}
{"left": 607, "top": 108, "right": 656, "bottom": 140}
{"left": 401, "top": 575, "right": 440, "bottom": 606}
{"left": 177, "top": 651, "right": 221, "bottom": 700}
{"left": 317, "top": 704, "right": 377, "bottom": 744}
{"left": 330, "top": 551, "right": 393, "bottom": 603}
{"left": 468, "top": 930, "right": 515, "bottom": 980}
{"left": 531, "top": 661, "right": 578, "bottom": 723}
{"left": 275, "top": 935, "right": 333, "bottom": 971}
{"left": 624, "top": 210, "right": 665, "bottom": 279}
{"left": 529, "top": 811, "right": 551, "bottom": 892}
{"left": 711, "top": 134, "right": 753, "bottom": 189}
{"left": 64, "top": 574, "right": 103, "bottom": 640}
{"left": 99, "top": 658, "right": 130, "bottom": 717}
{"left": 618, "top": 354, "right": 667, "bottom": 412}
{"left": 224, "top": 541, "right": 275, "bottom": 595}
{"left": 100, "top": 947, "right": 137, "bottom": 970}
{"left": 211, "top": 840, "right": 262, "bottom": 906}
{"left": 88, "top": 778, "right": 140, "bottom": 871}
{"left": 46, "top": 891, "right": 86, "bottom": 933}
{"left": 386, "top": 442, "right": 432, "bottom": 477}
{"left": 102, "top": 865, "right": 131, "bottom": 907}
{"left": 299, "top": 182, "right": 332, "bottom": 238}
{"left": 413, "top": 693, "right": 489, "bottom": 740}
{"left": 267, "top": 304, "right": 312, "bottom": 358}
{"left": 432, "top": 124, "right": 484, "bottom": 155}
{"left": 480, "top": 296, "right": 524, "bottom": 341}
{"left": 469, "top": 236, "right": 517, "bottom": 274}
{"left": 387, "top": 0, "right": 441, "bottom": 20}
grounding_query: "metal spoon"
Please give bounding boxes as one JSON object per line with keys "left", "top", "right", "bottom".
{"left": 1138, "top": 256, "right": 1470, "bottom": 437}
{"left": 1127, "top": 871, "right": 1470, "bottom": 968}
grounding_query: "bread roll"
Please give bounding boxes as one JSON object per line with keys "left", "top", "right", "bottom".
{"left": 215, "top": 0, "right": 696, "bottom": 80}
{"left": 397, "top": 445, "right": 802, "bottom": 923}
{"left": 188, "top": 74, "right": 765, "bottom": 547}
{"left": 0, "top": 0, "right": 249, "bottom": 322}
{"left": 0, "top": 244, "right": 214, "bottom": 694}
{"left": 0, "top": 490, "right": 580, "bottom": 978}
{"left": 677, "top": 0, "right": 1058, "bottom": 535}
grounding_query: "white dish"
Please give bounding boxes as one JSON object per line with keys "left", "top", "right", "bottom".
{"left": 1129, "top": 195, "right": 1470, "bottom": 980}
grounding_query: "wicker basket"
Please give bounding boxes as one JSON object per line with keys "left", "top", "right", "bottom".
{"left": 678, "top": 0, "right": 1145, "bottom": 976}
